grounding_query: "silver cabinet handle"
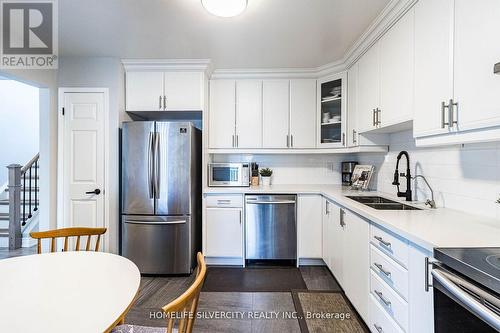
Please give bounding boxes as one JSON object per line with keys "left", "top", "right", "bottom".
{"left": 374, "top": 263, "right": 391, "bottom": 277}
{"left": 339, "top": 208, "right": 345, "bottom": 227}
{"left": 374, "top": 290, "right": 392, "bottom": 307}
{"left": 374, "top": 235, "right": 391, "bottom": 248}
{"left": 342, "top": 133, "right": 345, "bottom": 146}
{"left": 232, "top": 135, "right": 235, "bottom": 148}
{"left": 290, "top": 135, "right": 293, "bottom": 148}
{"left": 432, "top": 268, "right": 500, "bottom": 330}
{"left": 373, "top": 324, "right": 383, "bottom": 333}
{"left": 449, "top": 99, "right": 458, "bottom": 127}
{"left": 217, "top": 199, "right": 231, "bottom": 205}
{"left": 325, "top": 201, "right": 330, "bottom": 215}
{"left": 159, "top": 95, "right": 162, "bottom": 110}
{"left": 163, "top": 95, "right": 167, "bottom": 110}
{"left": 235, "top": 135, "right": 239, "bottom": 147}
{"left": 376, "top": 108, "right": 381, "bottom": 125}
{"left": 373, "top": 109, "right": 376, "bottom": 126}
{"left": 441, "top": 101, "right": 450, "bottom": 128}
{"left": 286, "top": 135, "right": 290, "bottom": 148}
{"left": 352, "top": 129, "right": 357, "bottom": 144}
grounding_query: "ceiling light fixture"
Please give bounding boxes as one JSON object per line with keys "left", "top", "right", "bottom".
{"left": 201, "top": 0, "right": 248, "bottom": 18}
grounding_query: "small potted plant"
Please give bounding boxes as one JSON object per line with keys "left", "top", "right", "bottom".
{"left": 259, "top": 168, "right": 273, "bottom": 186}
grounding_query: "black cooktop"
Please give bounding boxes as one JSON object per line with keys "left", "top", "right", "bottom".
{"left": 434, "top": 247, "right": 500, "bottom": 294}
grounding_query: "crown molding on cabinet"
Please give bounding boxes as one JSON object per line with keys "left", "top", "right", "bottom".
{"left": 121, "top": 58, "right": 213, "bottom": 74}
{"left": 210, "top": 0, "right": 417, "bottom": 79}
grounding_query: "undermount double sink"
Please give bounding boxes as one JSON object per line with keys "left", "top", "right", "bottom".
{"left": 346, "top": 196, "right": 422, "bottom": 211}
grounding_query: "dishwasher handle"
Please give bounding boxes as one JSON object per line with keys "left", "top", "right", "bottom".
{"left": 246, "top": 200, "right": 296, "bottom": 204}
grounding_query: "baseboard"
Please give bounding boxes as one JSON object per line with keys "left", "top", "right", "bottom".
{"left": 205, "top": 257, "right": 244, "bottom": 266}
{"left": 298, "top": 258, "right": 326, "bottom": 266}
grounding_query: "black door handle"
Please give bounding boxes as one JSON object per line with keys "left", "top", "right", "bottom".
{"left": 86, "top": 189, "right": 101, "bottom": 195}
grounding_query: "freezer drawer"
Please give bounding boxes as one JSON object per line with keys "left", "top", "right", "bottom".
{"left": 245, "top": 195, "right": 297, "bottom": 260}
{"left": 121, "top": 215, "right": 192, "bottom": 274}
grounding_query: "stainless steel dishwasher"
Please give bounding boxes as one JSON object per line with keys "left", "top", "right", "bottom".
{"left": 245, "top": 195, "right": 297, "bottom": 261}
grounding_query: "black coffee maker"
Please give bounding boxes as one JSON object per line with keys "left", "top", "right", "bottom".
{"left": 342, "top": 161, "right": 358, "bottom": 185}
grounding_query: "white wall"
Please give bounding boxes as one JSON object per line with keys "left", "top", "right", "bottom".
{"left": 58, "top": 56, "right": 126, "bottom": 253}
{"left": 358, "top": 130, "right": 500, "bottom": 221}
{"left": 0, "top": 80, "right": 39, "bottom": 185}
{"left": 211, "top": 154, "right": 354, "bottom": 185}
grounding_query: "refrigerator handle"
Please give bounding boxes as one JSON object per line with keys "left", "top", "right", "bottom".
{"left": 147, "top": 132, "right": 154, "bottom": 199}
{"left": 154, "top": 132, "right": 161, "bottom": 199}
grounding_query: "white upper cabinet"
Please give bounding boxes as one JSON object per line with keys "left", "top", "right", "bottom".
{"left": 125, "top": 72, "right": 164, "bottom": 111}
{"left": 379, "top": 8, "right": 414, "bottom": 127}
{"left": 126, "top": 71, "right": 204, "bottom": 112}
{"left": 236, "top": 80, "right": 263, "bottom": 149}
{"left": 413, "top": 0, "right": 454, "bottom": 137}
{"left": 290, "top": 79, "right": 317, "bottom": 148}
{"left": 347, "top": 64, "right": 359, "bottom": 147}
{"left": 317, "top": 73, "right": 347, "bottom": 148}
{"left": 163, "top": 72, "right": 203, "bottom": 111}
{"left": 263, "top": 80, "right": 290, "bottom": 148}
{"left": 453, "top": 0, "right": 500, "bottom": 131}
{"left": 209, "top": 80, "right": 236, "bottom": 149}
{"left": 358, "top": 44, "right": 380, "bottom": 133}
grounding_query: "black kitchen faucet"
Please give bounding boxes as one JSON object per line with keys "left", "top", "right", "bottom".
{"left": 392, "top": 151, "right": 412, "bottom": 201}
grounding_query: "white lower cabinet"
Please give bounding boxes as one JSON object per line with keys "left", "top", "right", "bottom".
{"left": 322, "top": 199, "right": 343, "bottom": 284}
{"left": 369, "top": 294, "right": 404, "bottom": 333}
{"left": 204, "top": 195, "right": 243, "bottom": 258}
{"left": 298, "top": 195, "right": 323, "bottom": 258}
{"left": 408, "top": 245, "right": 434, "bottom": 333}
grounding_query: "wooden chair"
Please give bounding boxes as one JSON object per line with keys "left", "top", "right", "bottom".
{"left": 30, "top": 227, "right": 107, "bottom": 254}
{"left": 110, "top": 252, "right": 207, "bottom": 333}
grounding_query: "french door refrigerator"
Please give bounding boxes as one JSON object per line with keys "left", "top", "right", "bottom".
{"left": 121, "top": 121, "right": 201, "bottom": 274}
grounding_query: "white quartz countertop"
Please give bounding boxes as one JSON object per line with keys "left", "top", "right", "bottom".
{"left": 204, "top": 184, "right": 500, "bottom": 252}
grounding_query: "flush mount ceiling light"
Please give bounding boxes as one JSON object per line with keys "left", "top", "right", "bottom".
{"left": 201, "top": 0, "right": 248, "bottom": 17}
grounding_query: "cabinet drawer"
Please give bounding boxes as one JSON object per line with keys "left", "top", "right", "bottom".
{"left": 370, "top": 224, "right": 409, "bottom": 268}
{"left": 370, "top": 245, "right": 409, "bottom": 300}
{"left": 370, "top": 270, "right": 408, "bottom": 332}
{"left": 206, "top": 195, "right": 243, "bottom": 208}
{"left": 369, "top": 294, "right": 404, "bottom": 333}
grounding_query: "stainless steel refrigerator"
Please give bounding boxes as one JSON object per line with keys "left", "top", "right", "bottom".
{"left": 121, "top": 121, "right": 201, "bottom": 275}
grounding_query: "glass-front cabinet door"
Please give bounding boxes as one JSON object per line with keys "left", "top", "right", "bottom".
{"left": 317, "top": 72, "right": 347, "bottom": 148}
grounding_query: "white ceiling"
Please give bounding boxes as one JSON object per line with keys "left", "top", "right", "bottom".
{"left": 59, "top": 0, "right": 390, "bottom": 69}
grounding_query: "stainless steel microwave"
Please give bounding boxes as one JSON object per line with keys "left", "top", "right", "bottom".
{"left": 208, "top": 163, "right": 250, "bottom": 187}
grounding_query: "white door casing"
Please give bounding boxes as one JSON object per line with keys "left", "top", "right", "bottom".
{"left": 58, "top": 89, "right": 108, "bottom": 251}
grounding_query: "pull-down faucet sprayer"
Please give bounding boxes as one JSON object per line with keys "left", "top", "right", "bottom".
{"left": 392, "top": 151, "right": 412, "bottom": 201}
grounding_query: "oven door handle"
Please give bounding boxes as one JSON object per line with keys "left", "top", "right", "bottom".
{"left": 432, "top": 268, "right": 500, "bottom": 331}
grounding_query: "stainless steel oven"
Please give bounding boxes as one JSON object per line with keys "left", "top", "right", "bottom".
{"left": 432, "top": 248, "right": 500, "bottom": 333}
{"left": 208, "top": 163, "right": 250, "bottom": 187}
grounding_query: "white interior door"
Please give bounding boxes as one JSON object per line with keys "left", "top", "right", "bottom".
{"left": 262, "top": 80, "right": 290, "bottom": 148}
{"left": 61, "top": 92, "right": 105, "bottom": 248}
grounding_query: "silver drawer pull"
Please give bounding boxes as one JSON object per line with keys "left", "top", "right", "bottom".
{"left": 374, "top": 263, "right": 391, "bottom": 278}
{"left": 374, "top": 290, "right": 392, "bottom": 307}
{"left": 373, "top": 324, "right": 383, "bottom": 333}
{"left": 217, "top": 200, "right": 231, "bottom": 204}
{"left": 374, "top": 235, "right": 391, "bottom": 248}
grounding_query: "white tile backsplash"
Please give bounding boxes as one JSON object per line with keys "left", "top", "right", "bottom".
{"left": 358, "top": 130, "right": 500, "bottom": 221}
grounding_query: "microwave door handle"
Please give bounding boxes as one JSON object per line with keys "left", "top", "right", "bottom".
{"left": 147, "top": 132, "right": 154, "bottom": 199}
{"left": 432, "top": 268, "right": 500, "bottom": 331}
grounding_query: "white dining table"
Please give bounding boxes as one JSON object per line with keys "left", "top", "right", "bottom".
{"left": 0, "top": 251, "right": 141, "bottom": 333}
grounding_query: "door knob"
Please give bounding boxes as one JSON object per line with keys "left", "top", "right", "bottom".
{"left": 86, "top": 189, "right": 101, "bottom": 195}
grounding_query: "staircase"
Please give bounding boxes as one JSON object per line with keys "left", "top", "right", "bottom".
{"left": 0, "top": 154, "right": 40, "bottom": 249}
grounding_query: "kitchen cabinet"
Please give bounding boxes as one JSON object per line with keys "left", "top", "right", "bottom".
{"left": 357, "top": 44, "right": 380, "bottom": 133}
{"left": 290, "top": 79, "right": 317, "bottom": 148}
{"left": 209, "top": 80, "right": 236, "bottom": 149}
{"left": 322, "top": 199, "right": 344, "bottom": 285}
{"left": 263, "top": 80, "right": 290, "bottom": 148}
{"left": 414, "top": 0, "right": 500, "bottom": 145}
{"left": 126, "top": 71, "right": 203, "bottom": 111}
{"left": 342, "top": 210, "right": 369, "bottom": 322}
{"left": 317, "top": 73, "right": 347, "bottom": 147}
{"left": 298, "top": 195, "right": 323, "bottom": 258}
{"left": 408, "top": 245, "right": 434, "bottom": 333}
{"left": 378, "top": 8, "right": 414, "bottom": 127}
{"left": 236, "top": 80, "right": 262, "bottom": 148}
{"left": 347, "top": 64, "right": 359, "bottom": 147}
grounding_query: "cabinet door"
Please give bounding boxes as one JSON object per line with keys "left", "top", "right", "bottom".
{"left": 298, "top": 195, "right": 323, "bottom": 258}
{"left": 413, "top": 0, "right": 454, "bottom": 137}
{"left": 342, "top": 210, "right": 369, "bottom": 322}
{"left": 408, "top": 245, "right": 434, "bottom": 333}
{"left": 262, "top": 80, "right": 290, "bottom": 148}
{"left": 290, "top": 79, "right": 317, "bottom": 148}
{"left": 325, "top": 201, "right": 343, "bottom": 285}
{"left": 163, "top": 72, "right": 203, "bottom": 111}
{"left": 125, "top": 71, "right": 164, "bottom": 111}
{"left": 317, "top": 73, "right": 347, "bottom": 148}
{"left": 322, "top": 200, "right": 333, "bottom": 269}
{"left": 209, "top": 80, "right": 236, "bottom": 149}
{"left": 236, "top": 80, "right": 262, "bottom": 148}
{"left": 347, "top": 64, "right": 359, "bottom": 147}
{"left": 358, "top": 44, "right": 380, "bottom": 132}
{"left": 205, "top": 208, "right": 242, "bottom": 257}
{"left": 453, "top": 0, "right": 500, "bottom": 131}
{"left": 379, "top": 9, "right": 414, "bottom": 127}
